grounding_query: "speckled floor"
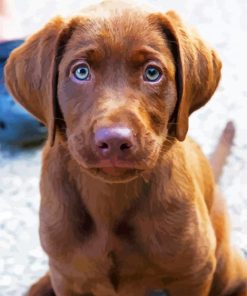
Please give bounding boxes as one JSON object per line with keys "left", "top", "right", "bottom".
{"left": 0, "top": 0, "right": 247, "bottom": 295}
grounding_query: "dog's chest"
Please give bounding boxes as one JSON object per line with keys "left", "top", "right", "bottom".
{"left": 56, "top": 197, "right": 203, "bottom": 279}
{"left": 50, "top": 214, "right": 172, "bottom": 293}
{"left": 49, "top": 203, "right": 210, "bottom": 296}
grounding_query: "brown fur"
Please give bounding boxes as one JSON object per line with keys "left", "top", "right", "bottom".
{"left": 5, "top": 1, "right": 247, "bottom": 295}
{"left": 209, "top": 121, "right": 235, "bottom": 183}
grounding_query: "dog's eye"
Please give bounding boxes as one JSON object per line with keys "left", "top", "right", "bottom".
{"left": 73, "top": 64, "right": 90, "bottom": 81}
{"left": 144, "top": 66, "right": 162, "bottom": 82}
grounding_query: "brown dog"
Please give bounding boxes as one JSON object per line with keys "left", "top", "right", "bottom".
{"left": 5, "top": 1, "right": 247, "bottom": 295}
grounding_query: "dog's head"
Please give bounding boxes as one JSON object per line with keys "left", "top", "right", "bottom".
{"left": 5, "top": 1, "right": 221, "bottom": 183}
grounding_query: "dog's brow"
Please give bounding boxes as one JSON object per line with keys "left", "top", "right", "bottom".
{"left": 129, "top": 46, "right": 164, "bottom": 65}
{"left": 65, "top": 46, "right": 104, "bottom": 71}
{"left": 71, "top": 46, "right": 102, "bottom": 59}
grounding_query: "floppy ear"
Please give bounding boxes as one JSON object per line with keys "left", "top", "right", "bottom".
{"left": 4, "top": 17, "right": 76, "bottom": 146}
{"left": 149, "top": 11, "right": 222, "bottom": 141}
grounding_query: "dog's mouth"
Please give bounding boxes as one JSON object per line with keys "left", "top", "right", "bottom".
{"left": 88, "top": 159, "right": 146, "bottom": 182}
{"left": 89, "top": 167, "right": 142, "bottom": 183}
{"left": 74, "top": 157, "right": 152, "bottom": 183}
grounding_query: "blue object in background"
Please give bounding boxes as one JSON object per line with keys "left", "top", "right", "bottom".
{"left": 0, "top": 40, "right": 47, "bottom": 146}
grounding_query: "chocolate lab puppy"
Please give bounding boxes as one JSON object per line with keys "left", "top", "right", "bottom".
{"left": 5, "top": 1, "right": 247, "bottom": 295}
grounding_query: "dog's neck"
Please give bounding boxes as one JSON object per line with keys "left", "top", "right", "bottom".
{"left": 76, "top": 170, "right": 148, "bottom": 228}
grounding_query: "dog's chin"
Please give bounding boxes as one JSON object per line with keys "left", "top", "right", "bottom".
{"left": 86, "top": 167, "right": 142, "bottom": 183}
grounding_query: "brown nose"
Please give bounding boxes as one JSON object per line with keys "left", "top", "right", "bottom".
{"left": 94, "top": 127, "right": 134, "bottom": 158}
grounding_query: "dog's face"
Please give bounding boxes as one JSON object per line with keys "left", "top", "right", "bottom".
{"left": 58, "top": 12, "right": 177, "bottom": 182}
{"left": 4, "top": 2, "right": 222, "bottom": 183}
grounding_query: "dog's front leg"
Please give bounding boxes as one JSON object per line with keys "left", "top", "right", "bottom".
{"left": 164, "top": 257, "right": 216, "bottom": 296}
{"left": 49, "top": 267, "right": 83, "bottom": 296}
{"left": 166, "top": 277, "right": 213, "bottom": 296}
{"left": 26, "top": 273, "right": 55, "bottom": 296}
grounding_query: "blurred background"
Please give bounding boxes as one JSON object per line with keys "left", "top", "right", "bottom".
{"left": 0, "top": 0, "right": 247, "bottom": 295}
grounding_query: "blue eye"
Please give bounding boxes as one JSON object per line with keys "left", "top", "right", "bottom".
{"left": 73, "top": 64, "right": 90, "bottom": 81}
{"left": 144, "top": 66, "right": 162, "bottom": 82}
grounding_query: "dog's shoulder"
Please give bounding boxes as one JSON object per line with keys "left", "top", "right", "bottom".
{"left": 162, "top": 137, "right": 215, "bottom": 209}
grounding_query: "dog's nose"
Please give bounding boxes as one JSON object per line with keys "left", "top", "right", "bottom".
{"left": 94, "top": 127, "right": 134, "bottom": 157}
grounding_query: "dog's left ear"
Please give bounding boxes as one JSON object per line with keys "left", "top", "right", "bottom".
{"left": 4, "top": 17, "right": 78, "bottom": 146}
{"left": 149, "top": 11, "right": 222, "bottom": 141}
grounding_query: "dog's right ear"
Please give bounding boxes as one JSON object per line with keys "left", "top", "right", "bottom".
{"left": 4, "top": 17, "right": 76, "bottom": 146}
{"left": 148, "top": 11, "right": 222, "bottom": 141}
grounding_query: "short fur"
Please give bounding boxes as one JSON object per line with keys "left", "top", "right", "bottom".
{"left": 5, "top": 1, "right": 247, "bottom": 295}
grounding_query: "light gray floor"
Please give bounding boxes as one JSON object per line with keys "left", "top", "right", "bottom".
{"left": 0, "top": 0, "right": 247, "bottom": 295}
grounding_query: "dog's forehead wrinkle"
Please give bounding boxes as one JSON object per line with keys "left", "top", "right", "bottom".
{"left": 66, "top": 9, "right": 167, "bottom": 55}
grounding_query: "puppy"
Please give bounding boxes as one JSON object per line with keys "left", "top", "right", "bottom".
{"left": 5, "top": 1, "right": 247, "bottom": 295}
